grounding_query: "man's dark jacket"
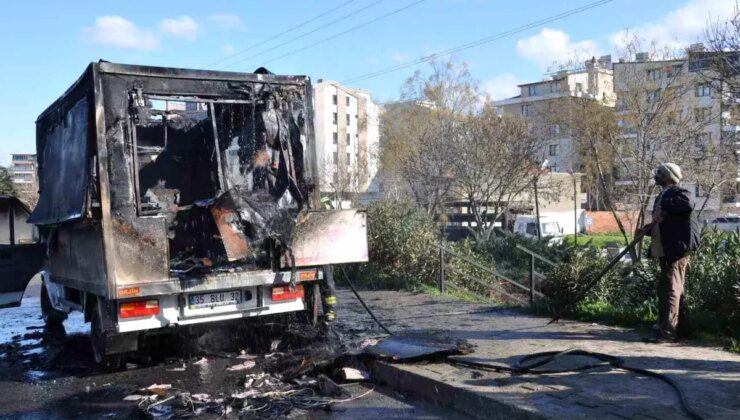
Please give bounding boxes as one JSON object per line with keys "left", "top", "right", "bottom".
{"left": 647, "top": 185, "right": 701, "bottom": 261}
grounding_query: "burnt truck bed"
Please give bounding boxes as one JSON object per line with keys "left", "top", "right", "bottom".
{"left": 30, "top": 61, "right": 367, "bottom": 300}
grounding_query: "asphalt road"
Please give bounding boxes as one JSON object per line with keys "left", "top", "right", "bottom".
{"left": 0, "top": 285, "right": 467, "bottom": 419}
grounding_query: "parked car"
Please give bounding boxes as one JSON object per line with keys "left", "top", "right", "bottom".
{"left": 708, "top": 215, "right": 740, "bottom": 232}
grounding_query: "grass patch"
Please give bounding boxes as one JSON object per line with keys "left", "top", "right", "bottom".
{"left": 417, "top": 283, "right": 495, "bottom": 304}
{"left": 530, "top": 299, "right": 739, "bottom": 354}
{"left": 564, "top": 233, "right": 628, "bottom": 248}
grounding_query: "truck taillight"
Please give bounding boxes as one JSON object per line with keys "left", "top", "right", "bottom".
{"left": 119, "top": 300, "right": 160, "bottom": 318}
{"left": 272, "top": 284, "right": 304, "bottom": 301}
{"left": 298, "top": 270, "right": 318, "bottom": 281}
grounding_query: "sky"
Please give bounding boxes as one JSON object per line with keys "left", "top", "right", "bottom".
{"left": 0, "top": 0, "right": 735, "bottom": 165}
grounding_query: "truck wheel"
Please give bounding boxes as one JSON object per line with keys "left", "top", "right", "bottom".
{"left": 40, "top": 284, "right": 67, "bottom": 327}
{"left": 91, "top": 307, "right": 125, "bottom": 371}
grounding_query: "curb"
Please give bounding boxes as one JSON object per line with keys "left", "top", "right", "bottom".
{"left": 369, "top": 361, "right": 546, "bottom": 420}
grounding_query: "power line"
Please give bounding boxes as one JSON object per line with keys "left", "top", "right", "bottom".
{"left": 206, "top": 0, "right": 358, "bottom": 69}
{"left": 257, "top": 0, "right": 428, "bottom": 68}
{"left": 220, "top": 0, "right": 387, "bottom": 71}
{"left": 341, "top": 0, "right": 615, "bottom": 84}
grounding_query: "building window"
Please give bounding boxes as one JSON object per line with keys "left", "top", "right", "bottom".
{"left": 521, "top": 104, "right": 531, "bottom": 117}
{"left": 332, "top": 95, "right": 337, "bottom": 105}
{"left": 346, "top": 114, "right": 351, "bottom": 125}
{"left": 332, "top": 112, "right": 337, "bottom": 125}
{"left": 346, "top": 133, "right": 351, "bottom": 145}
{"left": 549, "top": 164, "right": 559, "bottom": 173}
{"left": 694, "top": 107, "right": 711, "bottom": 123}
{"left": 333, "top": 152, "right": 338, "bottom": 163}
{"left": 346, "top": 152, "right": 351, "bottom": 163}
{"left": 549, "top": 144, "right": 559, "bottom": 156}
{"left": 671, "top": 64, "right": 683, "bottom": 76}
{"left": 346, "top": 97, "right": 350, "bottom": 106}
{"left": 696, "top": 84, "right": 712, "bottom": 97}
{"left": 528, "top": 85, "right": 538, "bottom": 96}
{"left": 646, "top": 90, "right": 662, "bottom": 103}
{"left": 695, "top": 132, "right": 711, "bottom": 146}
{"left": 575, "top": 83, "right": 583, "bottom": 94}
{"left": 333, "top": 132, "right": 338, "bottom": 144}
{"left": 548, "top": 124, "right": 560, "bottom": 138}
{"left": 647, "top": 69, "right": 662, "bottom": 80}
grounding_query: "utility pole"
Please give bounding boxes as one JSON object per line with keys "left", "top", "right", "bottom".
{"left": 572, "top": 171, "right": 578, "bottom": 245}
{"left": 534, "top": 179, "right": 542, "bottom": 240}
{"left": 534, "top": 159, "right": 549, "bottom": 240}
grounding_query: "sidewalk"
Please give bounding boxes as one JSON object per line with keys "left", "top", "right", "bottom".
{"left": 335, "top": 289, "right": 740, "bottom": 419}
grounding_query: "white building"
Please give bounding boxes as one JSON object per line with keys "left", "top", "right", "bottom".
{"left": 493, "top": 56, "right": 616, "bottom": 174}
{"left": 9, "top": 153, "right": 37, "bottom": 186}
{"left": 613, "top": 45, "right": 740, "bottom": 214}
{"left": 313, "top": 80, "right": 380, "bottom": 206}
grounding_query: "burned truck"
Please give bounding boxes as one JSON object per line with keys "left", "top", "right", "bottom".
{"left": 1, "top": 62, "right": 367, "bottom": 367}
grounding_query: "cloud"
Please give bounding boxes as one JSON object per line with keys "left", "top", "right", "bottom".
{"left": 222, "top": 44, "right": 236, "bottom": 55}
{"left": 208, "top": 14, "right": 243, "bottom": 29}
{"left": 483, "top": 73, "right": 524, "bottom": 100}
{"left": 83, "top": 16, "right": 159, "bottom": 50}
{"left": 516, "top": 28, "right": 600, "bottom": 71}
{"left": 159, "top": 16, "right": 199, "bottom": 41}
{"left": 610, "top": 0, "right": 736, "bottom": 50}
{"left": 389, "top": 51, "right": 411, "bottom": 63}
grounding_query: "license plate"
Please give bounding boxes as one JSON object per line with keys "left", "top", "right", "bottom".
{"left": 188, "top": 290, "right": 243, "bottom": 309}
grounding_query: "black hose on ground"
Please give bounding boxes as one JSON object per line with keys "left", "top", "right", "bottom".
{"left": 449, "top": 348, "right": 703, "bottom": 420}
{"left": 337, "top": 265, "right": 394, "bottom": 336}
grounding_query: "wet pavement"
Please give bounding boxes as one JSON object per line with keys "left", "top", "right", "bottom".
{"left": 335, "top": 289, "right": 740, "bottom": 419}
{"left": 0, "top": 282, "right": 468, "bottom": 419}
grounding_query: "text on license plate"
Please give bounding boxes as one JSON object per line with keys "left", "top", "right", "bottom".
{"left": 188, "top": 290, "right": 242, "bottom": 309}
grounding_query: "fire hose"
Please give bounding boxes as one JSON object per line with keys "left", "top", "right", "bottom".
{"left": 450, "top": 349, "right": 703, "bottom": 420}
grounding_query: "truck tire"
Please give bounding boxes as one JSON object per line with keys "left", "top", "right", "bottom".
{"left": 91, "top": 307, "right": 125, "bottom": 371}
{"left": 40, "top": 284, "right": 67, "bottom": 327}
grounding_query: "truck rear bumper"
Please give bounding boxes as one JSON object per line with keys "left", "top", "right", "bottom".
{"left": 117, "top": 283, "right": 310, "bottom": 333}
{"left": 115, "top": 269, "right": 321, "bottom": 333}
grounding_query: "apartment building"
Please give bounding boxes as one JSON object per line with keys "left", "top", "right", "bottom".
{"left": 9, "top": 153, "right": 37, "bottom": 187}
{"left": 313, "top": 80, "right": 380, "bottom": 207}
{"left": 7, "top": 153, "right": 39, "bottom": 207}
{"left": 493, "top": 55, "right": 616, "bottom": 174}
{"left": 612, "top": 45, "right": 739, "bottom": 213}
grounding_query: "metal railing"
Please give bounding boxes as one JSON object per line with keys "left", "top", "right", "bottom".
{"left": 435, "top": 243, "right": 543, "bottom": 305}
{"left": 515, "top": 244, "right": 557, "bottom": 302}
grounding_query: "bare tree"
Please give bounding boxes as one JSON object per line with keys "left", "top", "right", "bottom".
{"left": 702, "top": 4, "right": 740, "bottom": 212}
{"left": 319, "top": 153, "right": 361, "bottom": 209}
{"left": 549, "top": 96, "right": 635, "bottom": 245}
{"left": 450, "top": 105, "right": 541, "bottom": 240}
{"left": 380, "top": 59, "right": 479, "bottom": 216}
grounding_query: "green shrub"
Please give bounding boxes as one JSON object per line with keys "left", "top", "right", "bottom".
{"left": 346, "top": 199, "right": 440, "bottom": 289}
{"left": 685, "top": 229, "right": 740, "bottom": 321}
{"left": 345, "top": 200, "right": 505, "bottom": 300}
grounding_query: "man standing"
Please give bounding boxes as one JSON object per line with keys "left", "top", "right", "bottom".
{"left": 644, "top": 163, "right": 700, "bottom": 341}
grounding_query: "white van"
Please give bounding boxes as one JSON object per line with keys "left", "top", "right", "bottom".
{"left": 513, "top": 215, "right": 565, "bottom": 244}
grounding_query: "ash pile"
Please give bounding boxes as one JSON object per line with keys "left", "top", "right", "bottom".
{"left": 124, "top": 325, "right": 376, "bottom": 419}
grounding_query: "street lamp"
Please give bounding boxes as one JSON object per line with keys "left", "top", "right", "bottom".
{"left": 533, "top": 159, "right": 549, "bottom": 240}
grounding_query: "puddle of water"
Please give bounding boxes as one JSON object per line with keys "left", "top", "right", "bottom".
{"left": 25, "top": 369, "right": 46, "bottom": 381}
{"left": 22, "top": 347, "right": 44, "bottom": 356}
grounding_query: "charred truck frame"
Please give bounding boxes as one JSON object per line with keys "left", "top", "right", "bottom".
{"left": 5, "top": 62, "right": 368, "bottom": 367}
